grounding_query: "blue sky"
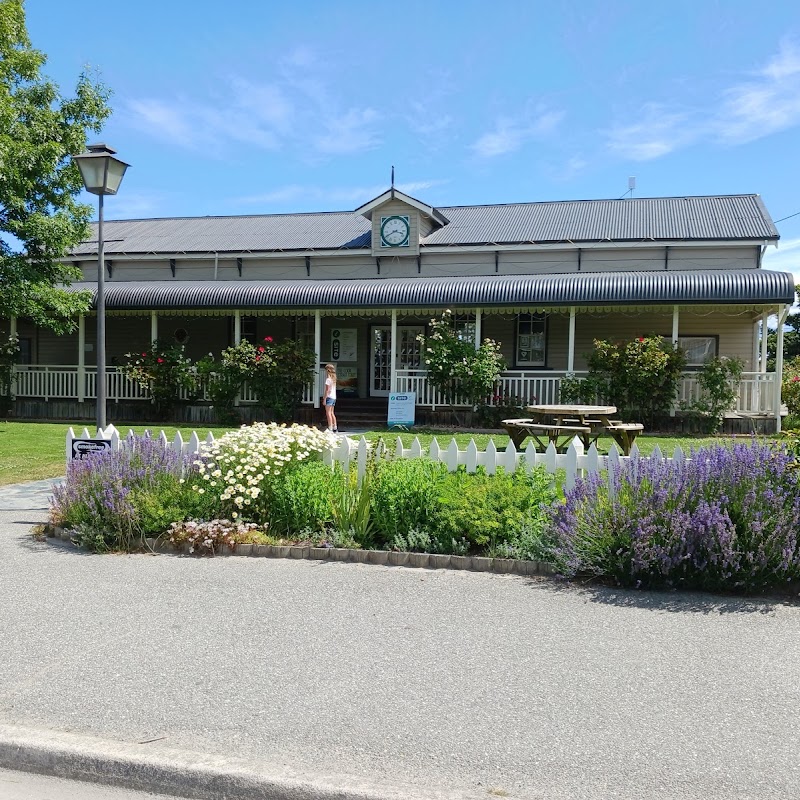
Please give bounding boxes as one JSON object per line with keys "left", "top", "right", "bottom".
{"left": 25, "top": 0, "right": 800, "bottom": 278}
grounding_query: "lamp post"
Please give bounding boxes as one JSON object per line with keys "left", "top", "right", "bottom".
{"left": 72, "top": 144, "right": 129, "bottom": 431}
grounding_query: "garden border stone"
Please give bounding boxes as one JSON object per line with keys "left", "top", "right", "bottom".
{"left": 40, "top": 525, "right": 557, "bottom": 577}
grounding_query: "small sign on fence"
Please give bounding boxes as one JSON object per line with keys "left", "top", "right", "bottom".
{"left": 70, "top": 438, "right": 113, "bottom": 460}
{"left": 388, "top": 392, "right": 416, "bottom": 428}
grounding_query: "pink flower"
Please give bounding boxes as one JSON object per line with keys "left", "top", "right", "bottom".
{"left": 792, "top": 376, "right": 800, "bottom": 383}
{"left": 265, "top": 336, "right": 273, "bottom": 343}
{"left": 258, "top": 346, "right": 265, "bottom": 353}
{"left": 141, "top": 352, "right": 147, "bottom": 357}
{"left": 157, "top": 358, "right": 164, "bottom": 364}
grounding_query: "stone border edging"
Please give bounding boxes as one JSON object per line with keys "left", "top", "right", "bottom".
{"left": 0, "top": 723, "right": 474, "bottom": 800}
{"left": 42, "top": 525, "right": 556, "bottom": 577}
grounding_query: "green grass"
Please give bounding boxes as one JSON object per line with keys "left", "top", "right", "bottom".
{"left": 0, "top": 420, "right": 766, "bottom": 486}
{"left": 0, "top": 420, "right": 237, "bottom": 486}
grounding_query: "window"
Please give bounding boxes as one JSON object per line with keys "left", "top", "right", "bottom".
{"left": 664, "top": 335, "right": 717, "bottom": 367}
{"left": 516, "top": 314, "right": 546, "bottom": 366}
{"left": 453, "top": 314, "right": 476, "bottom": 344}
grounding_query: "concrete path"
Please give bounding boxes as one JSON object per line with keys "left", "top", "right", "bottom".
{"left": 0, "top": 478, "right": 61, "bottom": 511}
{"left": 0, "top": 767, "right": 178, "bottom": 800}
{"left": 1, "top": 502, "right": 799, "bottom": 799}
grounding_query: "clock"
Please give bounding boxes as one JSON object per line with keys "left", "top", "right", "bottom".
{"left": 380, "top": 215, "right": 410, "bottom": 247}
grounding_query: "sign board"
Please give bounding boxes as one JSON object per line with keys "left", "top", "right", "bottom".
{"left": 337, "top": 366, "right": 358, "bottom": 397}
{"left": 387, "top": 392, "right": 416, "bottom": 428}
{"left": 71, "top": 438, "right": 112, "bottom": 460}
{"left": 331, "top": 328, "right": 357, "bottom": 361}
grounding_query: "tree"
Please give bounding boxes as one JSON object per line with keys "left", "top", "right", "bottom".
{"left": 0, "top": 0, "right": 111, "bottom": 334}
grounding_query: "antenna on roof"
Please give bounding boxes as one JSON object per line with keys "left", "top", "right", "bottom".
{"left": 391, "top": 165, "right": 395, "bottom": 188}
{"left": 619, "top": 176, "right": 636, "bottom": 199}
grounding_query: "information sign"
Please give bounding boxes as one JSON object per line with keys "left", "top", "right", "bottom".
{"left": 387, "top": 392, "right": 416, "bottom": 428}
{"left": 71, "top": 438, "right": 112, "bottom": 460}
{"left": 331, "top": 328, "right": 357, "bottom": 361}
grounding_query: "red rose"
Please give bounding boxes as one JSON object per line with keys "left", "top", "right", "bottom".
{"left": 141, "top": 352, "right": 147, "bottom": 357}
{"left": 265, "top": 336, "right": 273, "bottom": 343}
{"left": 255, "top": 356, "right": 261, "bottom": 362}
{"left": 258, "top": 346, "right": 265, "bottom": 352}
{"left": 157, "top": 358, "right": 164, "bottom": 364}
{"left": 638, "top": 337, "right": 644, "bottom": 342}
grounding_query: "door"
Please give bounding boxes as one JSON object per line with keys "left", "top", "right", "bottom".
{"left": 370, "top": 326, "right": 425, "bottom": 396}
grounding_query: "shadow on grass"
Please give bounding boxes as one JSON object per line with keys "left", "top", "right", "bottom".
{"left": 538, "top": 575, "right": 800, "bottom": 615}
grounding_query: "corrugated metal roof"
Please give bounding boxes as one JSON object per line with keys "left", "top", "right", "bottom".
{"left": 71, "top": 194, "right": 779, "bottom": 256}
{"left": 67, "top": 270, "right": 795, "bottom": 310}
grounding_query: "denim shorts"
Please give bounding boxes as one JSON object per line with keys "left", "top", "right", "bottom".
{"left": 325, "top": 398, "right": 336, "bottom": 406}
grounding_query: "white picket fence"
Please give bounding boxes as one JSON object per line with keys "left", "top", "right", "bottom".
{"left": 66, "top": 425, "right": 684, "bottom": 492}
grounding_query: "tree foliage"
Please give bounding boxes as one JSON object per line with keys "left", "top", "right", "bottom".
{"left": 0, "top": 0, "right": 111, "bottom": 333}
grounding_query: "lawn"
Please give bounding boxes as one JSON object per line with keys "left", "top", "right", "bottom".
{"left": 0, "top": 419, "right": 751, "bottom": 486}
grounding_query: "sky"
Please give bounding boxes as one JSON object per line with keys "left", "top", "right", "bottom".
{"left": 23, "top": 0, "right": 800, "bottom": 280}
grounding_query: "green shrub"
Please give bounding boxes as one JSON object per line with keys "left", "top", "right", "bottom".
{"left": 265, "top": 461, "right": 343, "bottom": 535}
{"left": 782, "top": 356, "right": 800, "bottom": 417}
{"left": 371, "top": 459, "right": 448, "bottom": 541}
{"left": 571, "top": 337, "right": 686, "bottom": 424}
{"left": 430, "top": 466, "right": 556, "bottom": 554}
{"left": 683, "top": 356, "right": 744, "bottom": 433}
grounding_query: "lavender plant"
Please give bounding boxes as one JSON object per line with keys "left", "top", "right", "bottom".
{"left": 50, "top": 435, "right": 208, "bottom": 552}
{"left": 552, "top": 442, "right": 800, "bottom": 592}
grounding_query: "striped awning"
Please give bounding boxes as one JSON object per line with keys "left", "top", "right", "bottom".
{"left": 68, "top": 270, "right": 795, "bottom": 310}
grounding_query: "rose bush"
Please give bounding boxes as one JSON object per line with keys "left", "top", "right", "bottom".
{"left": 122, "top": 340, "right": 194, "bottom": 419}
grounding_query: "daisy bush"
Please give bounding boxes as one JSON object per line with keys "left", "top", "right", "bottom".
{"left": 192, "top": 423, "right": 337, "bottom": 524}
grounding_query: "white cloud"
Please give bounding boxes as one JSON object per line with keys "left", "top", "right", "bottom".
{"left": 125, "top": 47, "right": 383, "bottom": 158}
{"left": 312, "top": 108, "right": 381, "bottom": 155}
{"left": 718, "top": 42, "right": 800, "bottom": 144}
{"left": 605, "top": 40, "right": 800, "bottom": 161}
{"left": 606, "top": 104, "right": 695, "bottom": 161}
{"left": 762, "top": 238, "right": 800, "bottom": 286}
{"left": 470, "top": 109, "right": 564, "bottom": 158}
{"left": 104, "top": 192, "right": 165, "bottom": 220}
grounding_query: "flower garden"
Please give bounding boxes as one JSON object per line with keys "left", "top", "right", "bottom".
{"left": 48, "top": 421, "right": 800, "bottom": 594}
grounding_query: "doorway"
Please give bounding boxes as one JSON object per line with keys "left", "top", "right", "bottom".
{"left": 369, "top": 325, "right": 425, "bottom": 396}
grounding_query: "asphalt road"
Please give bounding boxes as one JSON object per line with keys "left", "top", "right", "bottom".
{"left": 1, "top": 497, "right": 800, "bottom": 799}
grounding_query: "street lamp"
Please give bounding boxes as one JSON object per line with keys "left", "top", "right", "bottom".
{"left": 72, "top": 143, "right": 129, "bottom": 431}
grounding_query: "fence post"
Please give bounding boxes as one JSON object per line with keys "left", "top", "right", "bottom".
{"left": 429, "top": 437, "right": 441, "bottom": 463}
{"left": 66, "top": 427, "right": 75, "bottom": 466}
{"left": 565, "top": 440, "right": 579, "bottom": 492}
{"left": 466, "top": 439, "right": 478, "bottom": 473}
{"left": 485, "top": 438, "right": 497, "bottom": 475}
{"left": 188, "top": 431, "right": 200, "bottom": 455}
{"left": 356, "top": 437, "right": 369, "bottom": 487}
{"left": 445, "top": 439, "right": 459, "bottom": 471}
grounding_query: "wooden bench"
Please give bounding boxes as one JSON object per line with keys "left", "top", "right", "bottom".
{"left": 602, "top": 423, "right": 644, "bottom": 455}
{"left": 502, "top": 419, "right": 591, "bottom": 451}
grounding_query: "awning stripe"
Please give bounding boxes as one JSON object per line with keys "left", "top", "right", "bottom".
{"left": 67, "top": 270, "right": 796, "bottom": 310}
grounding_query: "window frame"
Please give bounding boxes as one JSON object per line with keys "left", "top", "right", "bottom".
{"left": 661, "top": 334, "right": 719, "bottom": 368}
{"left": 514, "top": 313, "right": 548, "bottom": 368}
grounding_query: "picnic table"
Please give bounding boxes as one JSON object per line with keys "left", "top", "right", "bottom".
{"left": 502, "top": 404, "right": 643, "bottom": 455}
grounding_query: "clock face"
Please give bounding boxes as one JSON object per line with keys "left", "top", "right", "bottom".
{"left": 380, "top": 215, "right": 410, "bottom": 247}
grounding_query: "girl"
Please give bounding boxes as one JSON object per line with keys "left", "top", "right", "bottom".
{"left": 323, "top": 363, "right": 337, "bottom": 433}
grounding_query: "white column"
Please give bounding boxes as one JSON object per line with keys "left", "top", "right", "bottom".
{"left": 233, "top": 311, "right": 242, "bottom": 407}
{"left": 9, "top": 316, "right": 17, "bottom": 340}
{"left": 670, "top": 306, "right": 680, "bottom": 416}
{"left": 775, "top": 304, "right": 788, "bottom": 432}
{"left": 567, "top": 307, "right": 576, "bottom": 374}
{"left": 313, "top": 310, "right": 321, "bottom": 409}
{"left": 150, "top": 311, "right": 158, "bottom": 344}
{"left": 390, "top": 309, "right": 398, "bottom": 393}
{"left": 77, "top": 315, "right": 86, "bottom": 403}
{"left": 752, "top": 320, "right": 760, "bottom": 372}
{"left": 760, "top": 311, "right": 769, "bottom": 374}
{"left": 671, "top": 305, "right": 680, "bottom": 349}
{"left": 474, "top": 308, "right": 482, "bottom": 350}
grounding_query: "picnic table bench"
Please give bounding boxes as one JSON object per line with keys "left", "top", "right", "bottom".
{"left": 501, "top": 404, "right": 644, "bottom": 455}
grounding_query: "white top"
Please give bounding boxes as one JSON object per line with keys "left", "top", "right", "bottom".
{"left": 325, "top": 376, "right": 337, "bottom": 401}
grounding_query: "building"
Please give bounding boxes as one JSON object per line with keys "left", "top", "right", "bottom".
{"left": 4, "top": 189, "right": 795, "bottom": 428}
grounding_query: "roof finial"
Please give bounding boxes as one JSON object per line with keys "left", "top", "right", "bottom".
{"left": 391, "top": 165, "right": 395, "bottom": 188}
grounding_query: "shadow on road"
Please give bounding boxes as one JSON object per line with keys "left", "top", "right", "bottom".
{"left": 537, "top": 576, "right": 800, "bottom": 615}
